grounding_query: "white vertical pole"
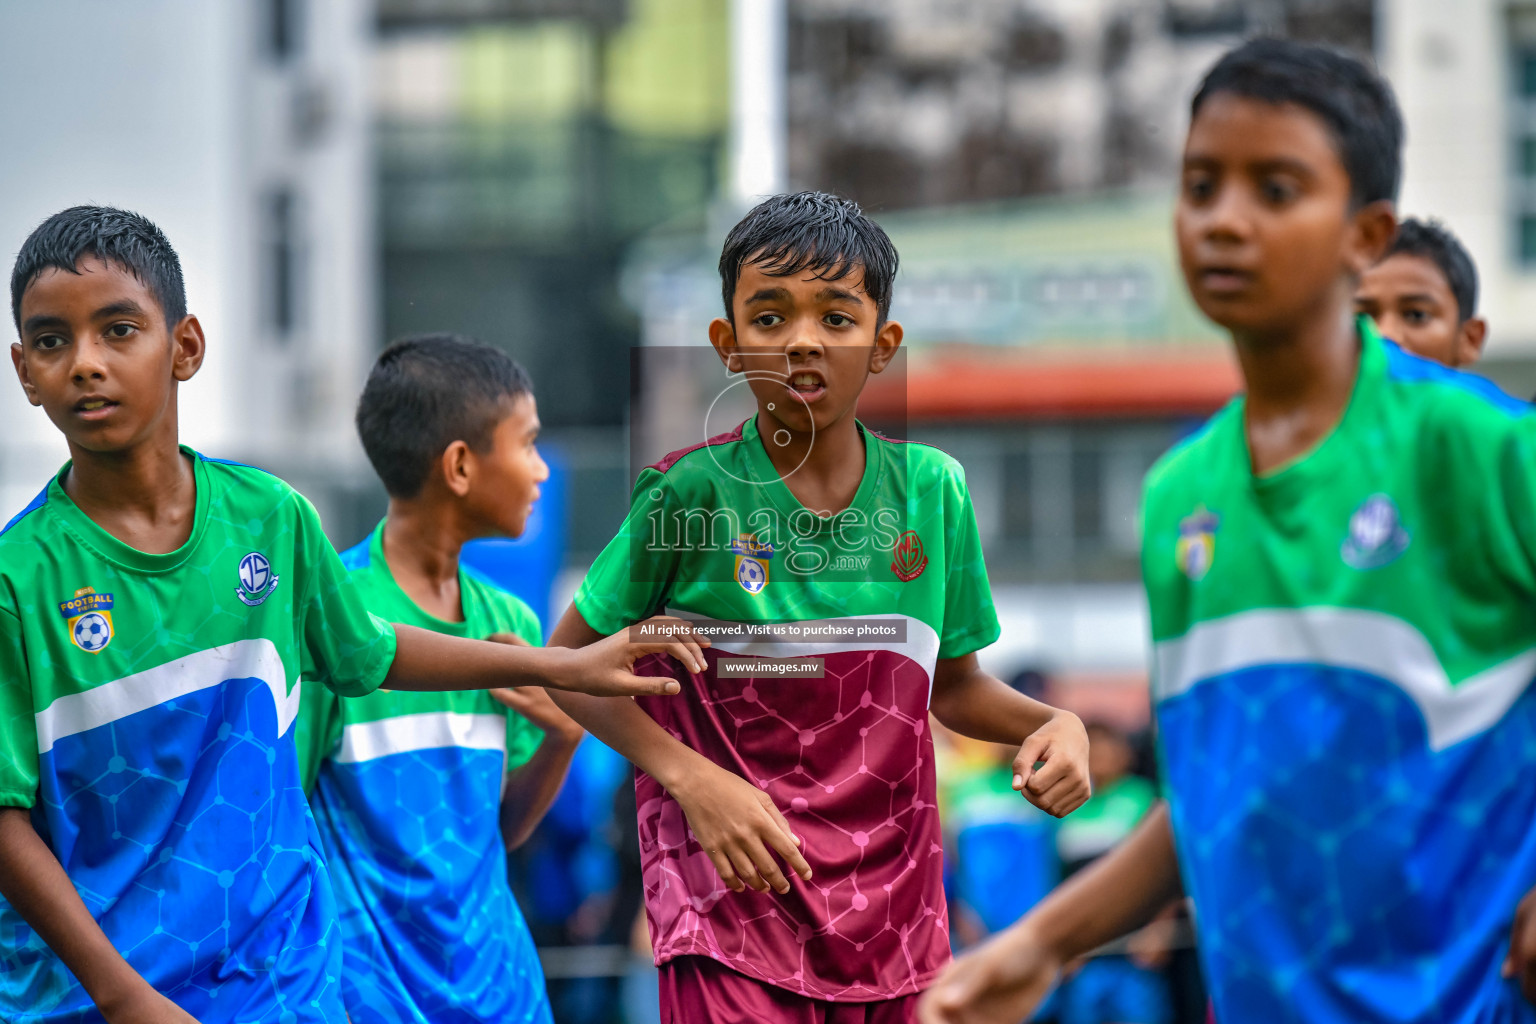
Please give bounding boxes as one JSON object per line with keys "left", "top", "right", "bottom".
{"left": 729, "top": 0, "right": 787, "bottom": 207}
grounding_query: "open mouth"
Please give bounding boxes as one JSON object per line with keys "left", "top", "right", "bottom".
{"left": 1198, "top": 268, "right": 1254, "bottom": 295}
{"left": 74, "top": 397, "right": 120, "bottom": 420}
{"left": 785, "top": 371, "right": 827, "bottom": 402}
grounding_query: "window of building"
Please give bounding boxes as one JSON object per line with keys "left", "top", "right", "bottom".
{"left": 264, "top": 188, "right": 303, "bottom": 340}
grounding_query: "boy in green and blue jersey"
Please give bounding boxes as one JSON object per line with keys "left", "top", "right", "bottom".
{"left": 923, "top": 38, "right": 1536, "bottom": 1024}
{"left": 0, "top": 207, "right": 702, "bottom": 1024}
{"left": 296, "top": 335, "right": 582, "bottom": 1024}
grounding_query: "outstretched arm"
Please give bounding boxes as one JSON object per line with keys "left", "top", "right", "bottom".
{"left": 545, "top": 605, "right": 812, "bottom": 895}
{"left": 382, "top": 619, "right": 705, "bottom": 698}
{"left": 918, "top": 803, "right": 1183, "bottom": 1024}
{"left": 929, "top": 653, "right": 1091, "bottom": 818}
{"left": 0, "top": 808, "right": 201, "bottom": 1023}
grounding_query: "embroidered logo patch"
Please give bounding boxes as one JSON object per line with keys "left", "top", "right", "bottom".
{"left": 1341, "top": 494, "right": 1409, "bottom": 570}
{"left": 1176, "top": 507, "right": 1219, "bottom": 581}
{"left": 59, "top": 587, "right": 114, "bottom": 653}
{"left": 236, "top": 551, "right": 280, "bottom": 607}
{"left": 736, "top": 556, "right": 768, "bottom": 594}
{"left": 891, "top": 530, "right": 928, "bottom": 582}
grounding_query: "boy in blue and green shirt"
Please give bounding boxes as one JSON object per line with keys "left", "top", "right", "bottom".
{"left": 0, "top": 207, "right": 702, "bottom": 1023}
{"left": 923, "top": 38, "right": 1536, "bottom": 1024}
{"left": 296, "top": 335, "right": 580, "bottom": 1024}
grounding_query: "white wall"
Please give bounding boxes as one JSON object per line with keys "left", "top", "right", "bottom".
{"left": 1381, "top": 0, "right": 1536, "bottom": 354}
{"left": 0, "top": 0, "right": 374, "bottom": 521}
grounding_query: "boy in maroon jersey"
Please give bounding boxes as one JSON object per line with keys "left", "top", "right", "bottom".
{"left": 547, "top": 192, "right": 1091, "bottom": 1022}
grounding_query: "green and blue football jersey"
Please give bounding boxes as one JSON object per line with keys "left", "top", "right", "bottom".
{"left": 296, "top": 520, "right": 551, "bottom": 1024}
{"left": 0, "top": 449, "right": 397, "bottom": 1023}
{"left": 1143, "top": 319, "right": 1536, "bottom": 1023}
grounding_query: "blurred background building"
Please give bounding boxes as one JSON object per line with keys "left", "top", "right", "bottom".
{"left": 0, "top": 0, "right": 1532, "bottom": 1018}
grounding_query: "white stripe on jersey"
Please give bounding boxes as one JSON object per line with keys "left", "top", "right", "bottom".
{"left": 1153, "top": 607, "right": 1536, "bottom": 751}
{"left": 35, "top": 639, "right": 294, "bottom": 754}
{"left": 335, "top": 711, "right": 507, "bottom": 764}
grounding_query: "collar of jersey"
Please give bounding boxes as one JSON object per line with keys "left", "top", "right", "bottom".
{"left": 739, "top": 414, "right": 883, "bottom": 531}
{"left": 44, "top": 445, "right": 212, "bottom": 574}
{"left": 1240, "top": 314, "right": 1385, "bottom": 497}
{"left": 365, "top": 518, "right": 476, "bottom": 636}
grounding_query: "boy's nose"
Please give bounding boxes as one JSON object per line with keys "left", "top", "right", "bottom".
{"left": 69, "top": 336, "right": 108, "bottom": 381}
{"left": 785, "top": 331, "right": 824, "bottom": 359}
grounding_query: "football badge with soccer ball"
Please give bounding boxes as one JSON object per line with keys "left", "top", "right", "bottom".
{"left": 59, "top": 586, "right": 114, "bottom": 654}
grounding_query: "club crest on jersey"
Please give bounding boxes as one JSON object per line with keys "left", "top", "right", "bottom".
{"left": 236, "top": 551, "right": 280, "bottom": 607}
{"left": 736, "top": 556, "right": 769, "bottom": 594}
{"left": 59, "top": 587, "right": 114, "bottom": 653}
{"left": 891, "top": 530, "right": 928, "bottom": 582}
{"left": 1176, "top": 507, "right": 1219, "bottom": 581}
{"left": 1342, "top": 494, "right": 1409, "bottom": 570}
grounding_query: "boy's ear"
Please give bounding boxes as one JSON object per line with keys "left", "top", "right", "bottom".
{"left": 868, "top": 319, "right": 904, "bottom": 375}
{"left": 10, "top": 343, "right": 41, "bottom": 407}
{"left": 1345, "top": 200, "right": 1398, "bottom": 278}
{"left": 708, "top": 317, "right": 744, "bottom": 373}
{"left": 1456, "top": 316, "right": 1489, "bottom": 367}
{"left": 171, "top": 314, "right": 206, "bottom": 383}
{"left": 439, "top": 440, "right": 474, "bottom": 498}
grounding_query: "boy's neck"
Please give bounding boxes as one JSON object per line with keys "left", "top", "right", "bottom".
{"left": 757, "top": 408, "right": 866, "bottom": 516}
{"left": 381, "top": 498, "right": 474, "bottom": 623}
{"left": 1232, "top": 294, "right": 1361, "bottom": 476}
{"left": 62, "top": 428, "right": 197, "bottom": 556}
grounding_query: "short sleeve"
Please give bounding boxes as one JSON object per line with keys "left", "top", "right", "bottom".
{"left": 294, "top": 496, "right": 398, "bottom": 698}
{"left": 292, "top": 680, "right": 343, "bottom": 794}
{"left": 0, "top": 605, "right": 37, "bottom": 808}
{"left": 572, "top": 468, "right": 680, "bottom": 634}
{"left": 936, "top": 466, "right": 1001, "bottom": 661}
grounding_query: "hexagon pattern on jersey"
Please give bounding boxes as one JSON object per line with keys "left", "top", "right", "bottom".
{"left": 636, "top": 644, "right": 948, "bottom": 1001}
{"left": 1159, "top": 665, "right": 1536, "bottom": 1024}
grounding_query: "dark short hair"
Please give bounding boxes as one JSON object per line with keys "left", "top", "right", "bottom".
{"left": 718, "top": 191, "right": 900, "bottom": 325}
{"left": 11, "top": 206, "right": 187, "bottom": 330}
{"left": 356, "top": 333, "right": 534, "bottom": 498}
{"left": 1191, "top": 38, "right": 1403, "bottom": 208}
{"left": 1384, "top": 218, "right": 1478, "bottom": 322}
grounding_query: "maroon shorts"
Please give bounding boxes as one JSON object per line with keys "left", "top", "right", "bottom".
{"left": 658, "top": 956, "right": 921, "bottom": 1024}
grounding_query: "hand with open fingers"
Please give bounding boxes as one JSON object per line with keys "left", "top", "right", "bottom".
{"left": 558, "top": 617, "right": 710, "bottom": 697}
{"left": 917, "top": 923, "right": 1062, "bottom": 1024}
{"left": 1503, "top": 884, "right": 1536, "bottom": 1003}
{"left": 1011, "top": 710, "right": 1091, "bottom": 817}
{"left": 670, "top": 763, "right": 813, "bottom": 896}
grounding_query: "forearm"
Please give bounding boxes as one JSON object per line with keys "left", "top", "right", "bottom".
{"left": 929, "top": 666, "right": 1057, "bottom": 744}
{"left": 1017, "top": 802, "right": 1183, "bottom": 961}
{"left": 385, "top": 625, "right": 576, "bottom": 692}
{"left": 546, "top": 606, "right": 716, "bottom": 795}
{"left": 0, "top": 807, "right": 149, "bottom": 1013}
{"left": 500, "top": 735, "right": 580, "bottom": 850}
{"left": 546, "top": 688, "right": 718, "bottom": 795}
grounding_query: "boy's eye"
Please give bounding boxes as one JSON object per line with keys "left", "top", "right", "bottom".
{"left": 1183, "top": 175, "right": 1215, "bottom": 202}
{"left": 824, "top": 313, "right": 853, "bottom": 328}
{"left": 1259, "top": 178, "right": 1298, "bottom": 205}
{"left": 752, "top": 313, "right": 784, "bottom": 328}
{"left": 1403, "top": 308, "right": 1429, "bottom": 325}
{"left": 33, "top": 333, "right": 65, "bottom": 351}
{"left": 106, "top": 323, "right": 136, "bottom": 339}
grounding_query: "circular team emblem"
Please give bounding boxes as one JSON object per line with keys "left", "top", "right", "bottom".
{"left": 1341, "top": 494, "right": 1409, "bottom": 570}
{"left": 72, "top": 612, "right": 112, "bottom": 653}
{"left": 236, "top": 552, "right": 281, "bottom": 607}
